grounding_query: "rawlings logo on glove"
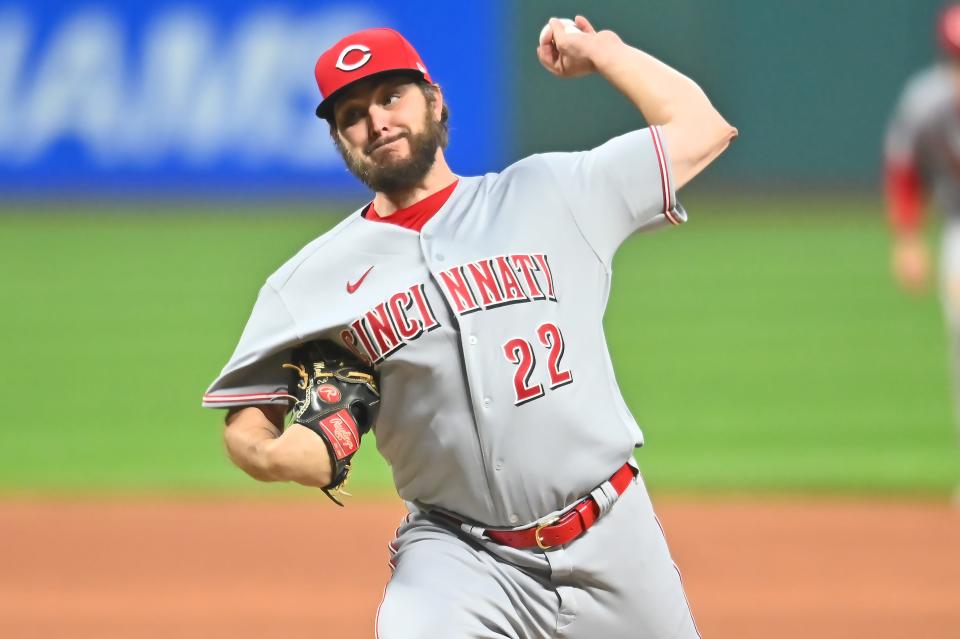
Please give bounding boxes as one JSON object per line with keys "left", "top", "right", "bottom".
{"left": 282, "top": 340, "right": 381, "bottom": 506}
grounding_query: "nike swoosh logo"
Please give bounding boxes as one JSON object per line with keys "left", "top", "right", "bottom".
{"left": 347, "top": 266, "right": 374, "bottom": 294}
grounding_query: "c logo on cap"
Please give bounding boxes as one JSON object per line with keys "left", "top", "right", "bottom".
{"left": 336, "top": 44, "right": 372, "bottom": 72}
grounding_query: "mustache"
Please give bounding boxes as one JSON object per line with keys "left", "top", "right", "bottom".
{"left": 365, "top": 133, "right": 408, "bottom": 155}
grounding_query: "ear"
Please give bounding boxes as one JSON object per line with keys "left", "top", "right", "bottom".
{"left": 430, "top": 83, "right": 444, "bottom": 121}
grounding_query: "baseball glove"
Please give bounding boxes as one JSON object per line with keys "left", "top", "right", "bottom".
{"left": 282, "top": 340, "right": 380, "bottom": 506}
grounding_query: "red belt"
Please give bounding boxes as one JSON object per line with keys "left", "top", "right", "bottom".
{"left": 438, "top": 462, "right": 637, "bottom": 551}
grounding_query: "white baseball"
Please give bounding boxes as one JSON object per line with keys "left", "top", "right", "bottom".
{"left": 539, "top": 18, "right": 582, "bottom": 46}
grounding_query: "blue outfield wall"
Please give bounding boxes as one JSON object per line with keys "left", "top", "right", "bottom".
{"left": 0, "top": 0, "right": 509, "bottom": 196}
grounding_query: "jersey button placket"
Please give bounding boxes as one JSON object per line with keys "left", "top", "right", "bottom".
{"left": 419, "top": 233, "right": 434, "bottom": 265}
{"left": 468, "top": 335, "right": 486, "bottom": 411}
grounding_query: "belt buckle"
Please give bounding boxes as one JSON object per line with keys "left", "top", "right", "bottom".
{"left": 534, "top": 516, "right": 560, "bottom": 550}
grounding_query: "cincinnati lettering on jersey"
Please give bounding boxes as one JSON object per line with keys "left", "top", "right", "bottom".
{"left": 342, "top": 283, "right": 440, "bottom": 364}
{"left": 341, "top": 254, "right": 556, "bottom": 364}
{"left": 438, "top": 253, "right": 556, "bottom": 315}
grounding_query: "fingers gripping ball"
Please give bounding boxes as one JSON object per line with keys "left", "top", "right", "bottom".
{"left": 538, "top": 17, "right": 582, "bottom": 46}
{"left": 536, "top": 16, "right": 599, "bottom": 78}
{"left": 282, "top": 340, "right": 381, "bottom": 506}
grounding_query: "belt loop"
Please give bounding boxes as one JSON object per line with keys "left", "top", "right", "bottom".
{"left": 460, "top": 523, "right": 487, "bottom": 539}
{"left": 604, "top": 478, "right": 621, "bottom": 502}
{"left": 590, "top": 480, "right": 616, "bottom": 518}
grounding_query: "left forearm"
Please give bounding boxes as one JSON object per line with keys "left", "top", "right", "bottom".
{"left": 884, "top": 159, "right": 924, "bottom": 235}
{"left": 266, "top": 424, "right": 335, "bottom": 488}
{"left": 224, "top": 406, "right": 333, "bottom": 488}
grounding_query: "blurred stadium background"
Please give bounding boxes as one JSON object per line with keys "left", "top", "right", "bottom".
{"left": 1, "top": 1, "right": 958, "bottom": 638}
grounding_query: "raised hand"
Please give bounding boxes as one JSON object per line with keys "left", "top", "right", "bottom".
{"left": 536, "top": 15, "right": 622, "bottom": 78}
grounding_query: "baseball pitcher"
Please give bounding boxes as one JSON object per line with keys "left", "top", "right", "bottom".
{"left": 204, "top": 15, "right": 736, "bottom": 638}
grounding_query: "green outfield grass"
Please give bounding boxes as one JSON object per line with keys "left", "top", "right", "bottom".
{"left": 1, "top": 195, "right": 957, "bottom": 497}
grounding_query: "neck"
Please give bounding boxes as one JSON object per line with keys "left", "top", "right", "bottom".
{"left": 372, "top": 150, "right": 457, "bottom": 217}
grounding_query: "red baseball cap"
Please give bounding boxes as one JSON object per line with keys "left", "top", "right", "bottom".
{"left": 939, "top": 4, "right": 960, "bottom": 57}
{"left": 314, "top": 28, "right": 432, "bottom": 119}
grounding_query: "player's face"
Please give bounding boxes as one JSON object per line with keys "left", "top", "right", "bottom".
{"left": 332, "top": 77, "right": 445, "bottom": 193}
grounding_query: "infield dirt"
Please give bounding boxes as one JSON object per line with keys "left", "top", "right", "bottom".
{"left": 1, "top": 497, "right": 956, "bottom": 638}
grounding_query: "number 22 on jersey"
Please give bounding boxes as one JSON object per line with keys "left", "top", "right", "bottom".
{"left": 501, "top": 322, "right": 573, "bottom": 406}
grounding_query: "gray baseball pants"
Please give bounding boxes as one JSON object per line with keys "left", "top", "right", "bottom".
{"left": 376, "top": 472, "right": 700, "bottom": 638}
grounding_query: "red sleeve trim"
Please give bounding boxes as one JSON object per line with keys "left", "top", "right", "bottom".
{"left": 202, "top": 391, "right": 289, "bottom": 404}
{"left": 650, "top": 126, "right": 682, "bottom": 226}
{"left": 884, "top": 160, "right": 923, "bottom": 234}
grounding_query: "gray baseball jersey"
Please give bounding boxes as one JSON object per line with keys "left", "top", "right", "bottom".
{"left": 204, "top": 126, "right": 684, "bottom": 528}
{"left": 205, "top": 125, "right": 700, "bottom": 638}
{"left": 886, "top": 64, "right": 960, "bottom": 217}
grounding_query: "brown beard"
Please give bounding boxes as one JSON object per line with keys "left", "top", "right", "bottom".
{"left": 335, "top": 109, "right": 445, "bottom": 194}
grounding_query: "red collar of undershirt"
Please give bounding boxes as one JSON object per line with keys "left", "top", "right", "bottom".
{"left": 363, "top": 179, "right": 459, "bottom": 233}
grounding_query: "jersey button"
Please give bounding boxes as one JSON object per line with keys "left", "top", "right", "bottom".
{"left": 495, "top": 460, "right": 503, "bottom": 471}
{"left": 468, "top": 335, "right": 478, "bottom": 345}
{"left": 483, "top": 397, "right": 491, "bottom": 407}
{"left": 436, "top": 253, "right": 445, "bottom": 261}
{"left": 508, "top": 514, "right": 519, "bottom": 524}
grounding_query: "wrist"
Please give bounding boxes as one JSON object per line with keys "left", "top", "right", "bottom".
{"left": 588, "top": 31, "right": 628, "bottom": 74}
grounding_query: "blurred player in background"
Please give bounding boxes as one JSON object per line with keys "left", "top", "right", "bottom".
{"left": 884, "top": 3, "right": 960, "bottom": 499}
